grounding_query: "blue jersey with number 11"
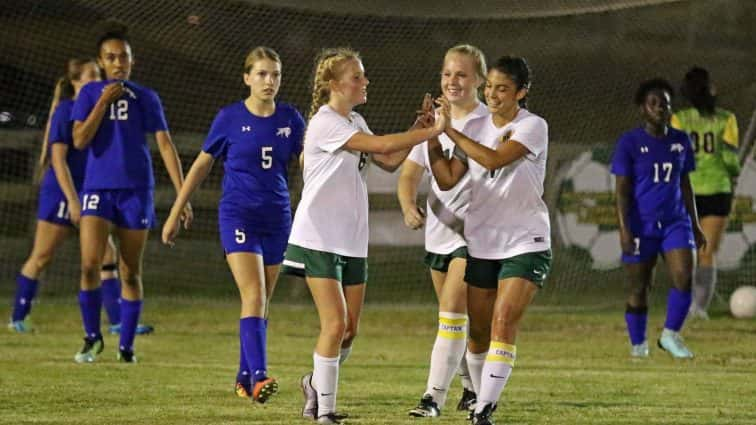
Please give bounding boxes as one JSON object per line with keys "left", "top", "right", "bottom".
{"left": 202, "top": 101, "right": 304, "bottom": 232}
{"left": 610, "top": 127, "right": 695, "bottom": 229}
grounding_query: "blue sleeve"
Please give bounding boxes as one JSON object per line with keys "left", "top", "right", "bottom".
{"left": 291, "top": 108, "right": 305, "bottom": 158}
{"left": 144, "top": 90, "right": 169, "bottom": 133}
{"left": 201, "top": 110, "right": 228, "bottom": 159}
{"left": 48, "top": 103, "right": 72, "bottom": 146}
{"left": 71, "top": 84, "right": 96, "bottom": 122}
{"left": 682, "top": 133, "right": 696, "bottom": 174}
{"left": 610, "top": 136, "right": 632, "bottom": 176}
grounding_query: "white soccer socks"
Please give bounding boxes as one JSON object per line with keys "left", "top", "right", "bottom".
{"left": 476, "top": 341, "right": 516, "bottom": 414}
{"left": 313, "top": 352, "right": 340, "bottom": 417}
{"left": 425, "top": 312, "right": 468, "bottom": 408}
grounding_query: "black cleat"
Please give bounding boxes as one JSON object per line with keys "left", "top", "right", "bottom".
{"left": 317, "top": 412, "right": 349, "bottom": 424}
{"left": 117, "top": 348, "right": 138, "bottom": 363}
{"left": 470, "top": 403, "right": 497, "bottom": 425}
{"left": 458, "top": 387, "right": 477, "bottom": 411}
{"left": 408, "top": 394, "right": 441, "bottom": 417}
{"left": 74, "top": 336, "right": 104, "bottom": 363}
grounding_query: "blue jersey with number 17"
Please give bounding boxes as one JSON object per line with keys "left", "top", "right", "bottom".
{"left": 610, "top": 127, "right": 695, "bottom": 232}
{"left": 72, "top": 80, "right": 168, "bottom": 191}
{"left": 203, "top": 101, "right": 305, "bottom": 232}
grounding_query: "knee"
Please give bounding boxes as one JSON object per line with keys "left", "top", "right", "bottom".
{"left": 468, "top": 320, "right": 490, "bottom": 345}
{"left": 670, "top": 268, "right": 693, "bottom": 289}
{"left": 81, "top": 261, "right": 101, "bottom": 283}
{"left": 627, "top": 282, "right": 649, "bottom": 306}
{"left": 492, "top": 304, "right": 522, "bottom": 332}
{"left": 322, "top": 316, "right": 347, "bottom": 344}
{"left": 120, "top": 272, "right": 141, "bottom": 288}
{"left": 28, "top": 252, "right": 54, "bottom": 273}
{"left": 342, "top": 322, "right": 359, "bottom": 347}
{"left": 240, "top": 289, "right": 266, "bottom": 311}
{"left": 698, "top": 248, "right": 714, "bottom": 264}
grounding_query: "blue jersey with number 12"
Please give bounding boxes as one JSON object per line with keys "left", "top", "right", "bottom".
{"left": 610, "top": 127, "right": 695, "bottom": 233}
{"left": 72, "top": 80, "right": 168, "bottom": 191}
{"left": 203, "top": 101, "right": 305, "bottom": 232}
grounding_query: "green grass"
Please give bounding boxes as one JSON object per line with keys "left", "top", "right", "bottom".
{"left": 1, "top": 300, "right": 755, "bottom": 424}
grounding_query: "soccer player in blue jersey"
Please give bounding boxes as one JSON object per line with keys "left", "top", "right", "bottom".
{"left": 162, "top": 46, "right": 303, "bottom": 403}
{"left": 71, "top": 25, "right": 192, "bottom": 363}
{"left": 611, "top": 78, "right": 706, "bottom": 359}
{"left": 8, "top": 59, "right": 99, "bottom": 332}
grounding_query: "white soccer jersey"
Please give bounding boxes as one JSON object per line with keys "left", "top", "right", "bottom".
{"left": 463, "top": 109, "right": 551, "bottom": 259}
{"left": 406, "top": 103, "right": 489, "bottom": 254}
{"left": 288, "top": 105, "right": 372, "bottom": 257}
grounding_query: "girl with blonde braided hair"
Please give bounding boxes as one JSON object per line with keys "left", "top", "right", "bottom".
{"left": 282, "top": 47, "right": 445, "bottom": 424}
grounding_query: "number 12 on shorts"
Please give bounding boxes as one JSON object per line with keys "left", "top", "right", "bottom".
{"left": 82, "top": 194, "right": 100, "bottom": 211}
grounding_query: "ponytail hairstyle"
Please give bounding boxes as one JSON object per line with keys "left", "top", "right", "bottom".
{"left": 681, "top": 66, "right": 715, "bottom": 115}
{"left": 39, "top": 58, "right": 96, "bottom": 177}
{"left": 308, "top": 47, "right": 361, "bottom": 120}
{"left": 244, "top": 46, "right": 281, "bottom": 73}
{"left": 56, "top": 58, "right": 95, "bottom": 102}
{"left": 490, "top": 55, "right": 532, "bottom": 108}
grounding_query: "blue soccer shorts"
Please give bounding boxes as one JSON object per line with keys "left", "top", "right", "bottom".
{"left": 219, "top": 217, "right": 290, "bottom": 265}
{"left": 37, "top": 187, "right": 74, "bottom": 227}
{"left": 622, "top": 218, "right": 696, "bottom": 264}
{"left": 80, "top": 189, "right": 156, "bottom": 229}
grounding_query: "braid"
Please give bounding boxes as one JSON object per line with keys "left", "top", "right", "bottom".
{"left": 308, "top": 47, "right": 361, "bottom": 120}
{"left": 308, "top": 58, "right": 332, "bottom": 120}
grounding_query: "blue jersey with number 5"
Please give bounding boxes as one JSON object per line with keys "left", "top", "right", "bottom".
{"left": 202, "top": 101, "right": 304, "bottom": 232}
{"left": 610, "top": 127, "right": 695, "bottom": 229}
{"left": 72, "top": 80, "right": 168, "bottom": 191}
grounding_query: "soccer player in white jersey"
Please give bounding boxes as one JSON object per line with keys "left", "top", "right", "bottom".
{"left": 427, "top": 56, "right": 551, "bottom": 425}
{"left": 399, "top": 45, "right": 489, "bottom": 418}
{"left": 281, "top": 47, "right": 445, "bottom": 424}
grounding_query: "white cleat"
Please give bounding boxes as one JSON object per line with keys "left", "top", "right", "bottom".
{"left": 630, "top": 340, "right": 649, "bottom": 358}
{"left": 301, "top": 372, "right": 318, "bottom": 419}
{"left": 658, "top": 329, "right": 694, "bottom": 359}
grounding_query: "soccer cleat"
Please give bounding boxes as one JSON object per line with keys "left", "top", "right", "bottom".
{"left": 658, "top": 329, "right": 694, "bottom": 359}
{"left": 317, "top": 413, "right": 348, "bottom": 424}
{"left": 471, "top": 403, "right": 497, "bottom": 425}
{"left": 457, "top": 387, "right": 477, "bottom": 411}
{"left": 408, "top": 394, "right": 441, "bottom": 417}
{"left": 117, "top": 349, "right": 138, "bottom": 363}
{"left": 108, "top": 323, "right": 155, "bottom": 335}
{"left": 630, "top": 341, "right": 649, "bottom": 358}
{"left": 235, "top": 381, "right": 251, "bottom": 398}
{"left": 252, "top": 377, "right": 278, "bottom": 403}
{"left": 687, "top": 306, "right": 710, "bottom": 321}
{"left": 74, "top": 336, "right": 104, "bottom": 363}
{"left": 7, "top": 318, "right": 34, "bottom": 333}
{"left": 301, "top": 372, "right": 318, "bottom": 419}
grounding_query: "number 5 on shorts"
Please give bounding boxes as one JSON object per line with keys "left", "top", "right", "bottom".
{"left": 235, "top": 229, "right": 246, "bottom": 244}
{"left": 82, "top": 194, "right": 100, "bottom": 211}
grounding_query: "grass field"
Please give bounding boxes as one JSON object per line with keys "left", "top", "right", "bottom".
{"left": 1, "top": 299, "right": 755, "bottom": 425}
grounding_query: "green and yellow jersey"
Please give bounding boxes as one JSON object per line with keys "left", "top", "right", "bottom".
{"left": 671, "top": 107, "right": 740, "bottom": 195}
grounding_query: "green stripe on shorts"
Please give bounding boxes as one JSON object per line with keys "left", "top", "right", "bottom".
{"left": 282, "top": 244, "right": 367, "bottom": 286}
